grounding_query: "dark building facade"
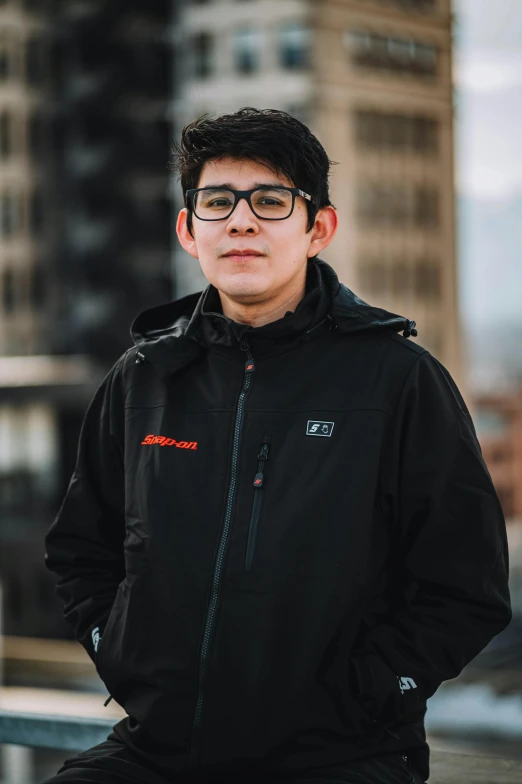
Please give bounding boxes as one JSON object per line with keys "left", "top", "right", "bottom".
{"left": 50, "top": 0, "right": 174, "bottom": 362}
{"left": 0, "top": 0, "right": 174, "bottom": 640}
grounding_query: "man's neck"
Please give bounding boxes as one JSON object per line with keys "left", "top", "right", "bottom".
{"left": 218, "top": 271, "right": 308, "bottom": 328}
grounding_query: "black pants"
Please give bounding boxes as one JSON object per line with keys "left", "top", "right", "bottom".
{"left": 42, "top": 732, "right": 425, "bottom": 784}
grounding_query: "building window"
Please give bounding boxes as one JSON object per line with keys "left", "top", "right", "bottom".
{"left": 30, "top": 265, "right": 46, "bottom": 309}
{"left": 373, "top": 0, "right": 436, "bottom": 10}
{"left": 0, "top": 111, "right": 12, "bottom": 159}
{"left": 490, "top": 446, "right": 510, "bottom": 464}
{"left": 354, "top": 109, "right": 438, "bottom": 154}
{"left": 0, "top": 42, "right": 16, "bottom": 81}
{"left": 24, "top": 0, "right": 51, "bottom": 11}
{"left": 475, "top": 410, "right": 509, "bottom": 440}
{"left": 278, "top": 22, "right": 311, "bottom": 70}
{"left": 0, "top": 192, "right": 23, "bottom": 237}
{"left": 2, "top": 268, "right": 15, "bottom": 314}
{"left": 192, "top": 32, "right": 214, "bottom": 79}
{"left": 28, "top": 114, "right": 44, "bottom": 160}
{"left": 358, "top": 255, "right": 441, "bottom": 301}
{"left": 26, "top": 37, "right": 46, "bottom": 86}
{"left": 415, "top": 261, "right": 440, "bottom": 298}
{"left": 357, "top": 182, "right": 439, "bottom": 227}
{"left": 358, "top": 259, "right": 391, "bottom": 296}
{"left": 496, "top": 487, "right": 513, "bottom": 519}
{"left": 346, "top": 31, "right": 438, "bottom": 77}
{"left": 30, "top": 188, "right": 44, "bottom": 237}
{"left": 233, "top": 28, "right": 261, "bottom": 75}
{"left": 0, "top": 403, "right": 59, "bottom": 512}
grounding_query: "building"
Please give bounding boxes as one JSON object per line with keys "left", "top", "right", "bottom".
{"left": 0, "top": 0, "right": 51, "bottom": 357}
{"left": 172, "top": 0, "right": 461, "bottom": 383}
{"left": 0, "top": 1, "right": 68, "bottom": 638}
{"left": 473, "top": 390, "right": 522, "bottom": 523}
{"left": 0, "top": 0, "right": 174, "bottom": 639}
{"left": 50, "top": 0, "right": 174, "bottom": 364}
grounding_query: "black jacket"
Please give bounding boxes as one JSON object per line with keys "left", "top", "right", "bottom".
{"left": 44, "top": 259, "right": 511, "bottom": 782}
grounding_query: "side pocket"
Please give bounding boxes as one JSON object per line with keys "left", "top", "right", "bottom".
{"left": 245, "top": 434, "right": 271, "bottom": 571}
{"left": 349, "top": 649, "right": 403, "bottom": 738}
{"left": 94, "top": 582, "right": 125, "bottom": 687}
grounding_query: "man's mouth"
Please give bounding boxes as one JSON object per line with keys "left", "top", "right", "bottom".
{"left": 222, "top": 249, "right": 265, "bottom": 258}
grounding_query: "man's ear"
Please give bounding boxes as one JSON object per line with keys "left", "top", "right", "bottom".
{"left": 176, "top": 208, "right": 199, "bottom": 259}
{"left": 306, "top": 206, "right": 338, "bottom": 258}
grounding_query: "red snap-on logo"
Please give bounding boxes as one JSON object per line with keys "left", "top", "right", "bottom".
{"left": 141, "top": 434, "right": 197, "bottom": 450}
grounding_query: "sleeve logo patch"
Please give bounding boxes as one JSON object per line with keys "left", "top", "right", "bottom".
{"left": 141, "top": 434, "right": 198, "bottom": 449}
{"left": 92, "top": 626, "right": 101, "bottom": 653}
{"left": 306, "top": 420, "right": 335, "bottom": 437}
{"left": 398, "top": 676, "right": 418, "bottom": 694}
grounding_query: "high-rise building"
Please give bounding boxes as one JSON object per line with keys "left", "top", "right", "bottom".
{"left": 0, "top": 0, "right": 174, "bottom": 639}
{"left": 0, "top": 0, "right": 51, "bottom": 357}
{"left": 0, "top": 0, "right": 65, "bottom": 619}
{"left": 51, "top": 0, "right": 174, "bottom": 363}
{"left": 172, "top": 0, "right": 461, "bottom": 383}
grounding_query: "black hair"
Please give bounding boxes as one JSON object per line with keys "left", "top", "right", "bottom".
{"left": 170, "top": 107, "right": 335, "bottom": 234}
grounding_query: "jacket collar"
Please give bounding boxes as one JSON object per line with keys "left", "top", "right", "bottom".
{"left": 184, "top": 259, "right": 330, "bottom": 355}
{"left": 130, "top": 258, "right": 417, "bottom": 377}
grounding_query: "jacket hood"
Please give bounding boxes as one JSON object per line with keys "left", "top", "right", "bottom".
{"left": 130, "top": 258, "right": 418, "bottom": 373}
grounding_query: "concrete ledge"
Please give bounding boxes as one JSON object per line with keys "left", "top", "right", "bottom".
{"left": 0, "top": 689, "right": 521, "bottom": 781}
{"left": 0, "top": 687, "right": 125, "bottom": 750}
{"left": 0, "top": 710, "right": 115, "bottom": 751}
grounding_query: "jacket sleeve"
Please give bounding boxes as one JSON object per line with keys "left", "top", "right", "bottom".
{"left": 44, "top": 353, "right": 127, "bottom": 664}
{"left": 350, "top": 350, "right": 512, "bottom": 728}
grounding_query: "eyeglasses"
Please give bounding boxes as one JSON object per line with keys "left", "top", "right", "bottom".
{"left": 185, "top": 186, "right": 314, "bottom": 221}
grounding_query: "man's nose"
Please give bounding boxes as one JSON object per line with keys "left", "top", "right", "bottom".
{"left": 226, "top": 197, "right": 259, "bottom": 234}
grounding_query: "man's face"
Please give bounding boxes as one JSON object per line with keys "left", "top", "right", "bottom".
{"left": 176, "top": 157, "right": 322, "bottom": 304}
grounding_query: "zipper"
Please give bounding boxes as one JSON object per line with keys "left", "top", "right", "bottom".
{"left": 188, "top": 335, "right": 255, "bottom": 765}
{"left": 245, "top": 434, "right": 271, "bottom": 571}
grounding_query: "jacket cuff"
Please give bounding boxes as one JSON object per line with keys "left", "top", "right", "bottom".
{"left": 349, "top": 649, "right": 422, "bottom": 727}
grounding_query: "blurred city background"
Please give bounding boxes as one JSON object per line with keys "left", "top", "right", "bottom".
{"left": 0, "top": 0, "right": 521, "bottom": 781}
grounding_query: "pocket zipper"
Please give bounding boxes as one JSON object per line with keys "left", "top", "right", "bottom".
{"left": 245, "top": 435, "right": 271, "bottom": 570}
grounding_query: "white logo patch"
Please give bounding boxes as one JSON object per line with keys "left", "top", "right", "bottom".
{"left": 398, "top": 676, "right": 418, "bottom": 694}
{"left": 92, "top": 626, "right": 101, "bottom": 653}
{"left": 306, "top": 420, "right": 335, "bottom": 437}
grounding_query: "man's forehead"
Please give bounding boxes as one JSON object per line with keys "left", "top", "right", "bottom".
{"left": 197, "top": 157, "right": 294, "bottom": 188}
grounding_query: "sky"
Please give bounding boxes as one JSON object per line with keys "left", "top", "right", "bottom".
{"left": 453, "top": 0, "right": 522, "bottom": 328}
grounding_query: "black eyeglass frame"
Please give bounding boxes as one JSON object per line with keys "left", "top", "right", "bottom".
{"left": 185, "top": 186, "right": 315, "bottom": 221}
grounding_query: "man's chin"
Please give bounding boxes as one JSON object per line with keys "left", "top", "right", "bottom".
{"left": 216, "top": 274, "right": 270, "bottom": 301}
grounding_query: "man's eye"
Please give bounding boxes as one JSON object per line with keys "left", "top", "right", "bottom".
{"left": 258, "top": 197, "right": 282, "bottom": 206}
{"left": 208, "top": 198, "right": 232, "bottom": 207}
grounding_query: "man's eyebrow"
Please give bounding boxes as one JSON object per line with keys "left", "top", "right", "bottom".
{"left": 198, "top": 182, "right": 289, "bottom": 189}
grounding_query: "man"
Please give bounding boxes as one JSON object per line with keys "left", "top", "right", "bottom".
{"left": 44, "top": 108, "right": 511, "bottom": 784}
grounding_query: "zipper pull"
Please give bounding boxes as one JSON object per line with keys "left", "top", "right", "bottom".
{"left": 240, "top": 336, "right": 255, "bottom": 373}
{"left": 257, "top": 443, "right": 269, "bottom": 460}
{"left": 253, "top": 442, "right": 270, "bottom": 486}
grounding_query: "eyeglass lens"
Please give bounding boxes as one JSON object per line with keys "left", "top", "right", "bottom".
{"left": 193, "top": 188, "right": 294, "bottom": 220}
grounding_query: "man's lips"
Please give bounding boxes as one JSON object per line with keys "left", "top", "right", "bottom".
{"left": 222, "top": 250, "right": 265, "bottom": 258}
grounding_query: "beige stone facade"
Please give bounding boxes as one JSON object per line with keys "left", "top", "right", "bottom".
{"left": 172, "top": 0, "right": 461, "bottom": 381}
{"left": 314, "top": 0, "right": 460, "bottom": 381}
